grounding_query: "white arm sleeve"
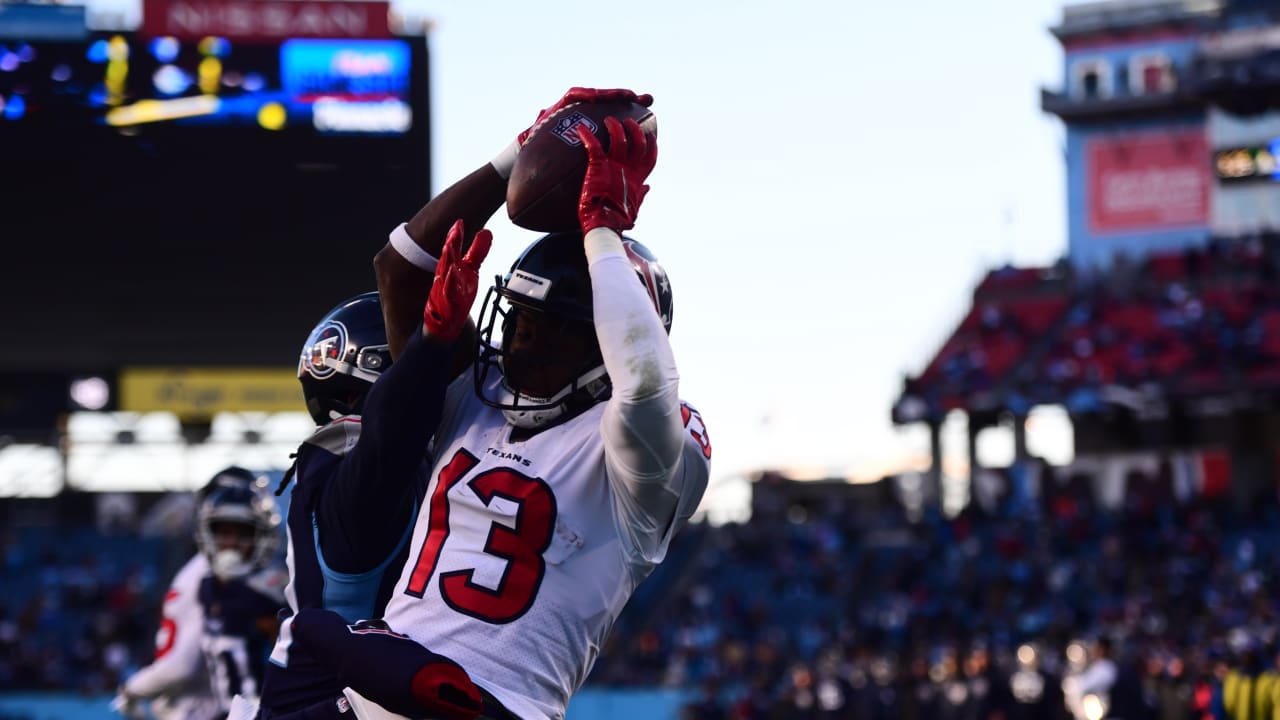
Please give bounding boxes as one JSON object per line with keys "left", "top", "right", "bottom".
{"left": 123, "top": 555, "right": 209, "bottom": 698}
{"left": 585, "top": 228, "right": 687, "bottom": 560}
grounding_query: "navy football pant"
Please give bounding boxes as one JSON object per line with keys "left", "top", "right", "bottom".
{"left": 287, "top": 609, "right": 483, "bottom": 720}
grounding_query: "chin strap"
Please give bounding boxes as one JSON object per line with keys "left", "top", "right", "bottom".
{"left": 499, "top": 362, "right": 610, "bottom": 429}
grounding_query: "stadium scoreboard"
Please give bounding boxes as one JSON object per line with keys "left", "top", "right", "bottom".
{"left": 1, "top": 3, "right": 431, "bottom": 434}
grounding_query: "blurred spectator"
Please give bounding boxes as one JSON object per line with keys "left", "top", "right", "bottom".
{"left": 1106, "top": 646, "right": 1158, "bottom": 720}
{"left": 1153, "top": 653, "right": 1196, "bottom": 720}
{"left": 1219, "top": 636, "right": 1280, "bottom": 720}
{"left": 1008, "top": 644, "right": 1068, "bottom": 720}
{"left": 682, "top": 677, "right": 727, "bottom": 720}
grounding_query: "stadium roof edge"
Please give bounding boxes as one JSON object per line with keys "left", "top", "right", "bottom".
{"left": 1051, "top": 0, "right": 1224, "bottom": 39}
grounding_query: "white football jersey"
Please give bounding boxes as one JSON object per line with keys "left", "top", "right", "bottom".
{"left": 382, "top": 375, "right": 711, "bottom": 720}
{"left": 123, "top": 553, "right": 220, "bottom": 720}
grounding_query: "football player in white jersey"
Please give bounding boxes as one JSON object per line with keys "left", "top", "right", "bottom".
{"left": 113, "top": 467, "right": 262, "bottom": 720}
{"left": 292, "top": 88, "right": 711, "bottom": 720}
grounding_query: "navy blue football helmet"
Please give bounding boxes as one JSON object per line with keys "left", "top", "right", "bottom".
{"left": 197, "top": 465, "right": 257, "bottom": 500}
{"left": 474, "top": 232, "right": 673, "bottom": 429}
{"left": 195, "top": 471, "right": 281, "bottom": 580}
{"left": 297, "top": 292, "right": 391, "bottom": 426}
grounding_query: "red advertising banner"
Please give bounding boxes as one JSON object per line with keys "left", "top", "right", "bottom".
{"left": 142, "top": 0, "right": 391, "bottom": 41}
{"left": 1086, "top": 128, "right": 1209, "bottom": 234}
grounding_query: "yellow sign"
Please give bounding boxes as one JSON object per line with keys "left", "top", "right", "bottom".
{"left": 121, "top": 367, "right": 301, "bottom": 418}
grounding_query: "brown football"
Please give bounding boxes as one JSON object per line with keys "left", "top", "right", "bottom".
{"left": 506, "top": 101, "right": 657, "bottom": 233}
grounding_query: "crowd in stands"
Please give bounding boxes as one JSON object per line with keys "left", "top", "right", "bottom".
{"left": 1039, "top": 235, "right": 1280, "bottom": 401}
{"left": 0, "top": 525, "right": 178, "bottom": 695}
{"left": 1, "top": 462, "right": 1279, "bottom": 720}
{"left": 592, "top": 463, "right": 1280, "bottom": 720}
{"left": 906, "top": 232, "right": 1280, "bottom": 417}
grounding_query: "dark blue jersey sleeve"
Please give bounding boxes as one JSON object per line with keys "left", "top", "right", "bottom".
{"left": 313, "top": 328, "right": 454, "bottom": 573}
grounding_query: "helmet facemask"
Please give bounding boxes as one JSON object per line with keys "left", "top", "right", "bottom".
{"left": 195, "top": 484, "right": 280, "bottom": 581}
{"left": 297, "top": 293, "right": 392, "bottom": 426}
{"left": 475, "top": 282, "right": 609, "bottom": 429}
{"left": 472, "top": 232, "right": 673, "bottom": 430}
{"left": 206, "top": 521, "right": 262, "bottom": 581}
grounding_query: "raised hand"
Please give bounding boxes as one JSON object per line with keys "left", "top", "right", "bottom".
{"left": 491, "top": 88, "right": 653, "bottom": 179}
{"left": 577, "top": 116, "right": 658, "bottom": 234}
{"left": 423, "top": 219, "right": 491, "bottom": 341}
{"left": 518, "top": 88, "right": 653, "bottom": 145}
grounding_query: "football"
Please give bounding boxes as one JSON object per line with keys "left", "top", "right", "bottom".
{"left": 507, "top": 101, "right": 657, "bottom": 233}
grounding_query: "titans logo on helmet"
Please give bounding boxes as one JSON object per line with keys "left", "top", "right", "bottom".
{"left": 302, "top": 321, "right": 349, "bottom": 380}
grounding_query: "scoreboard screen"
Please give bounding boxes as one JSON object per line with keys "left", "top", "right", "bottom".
{"left": 1, "top": 33, "right": 414, "bottom": 135}
{"left": 1, "top": 30, "right": 432, "bottom": 375}
{"left": 1214, "top": 140, "right": 1280, "bottom": 183}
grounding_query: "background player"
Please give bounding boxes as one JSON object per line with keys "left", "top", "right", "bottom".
{"left": 112, "top": 467, "right": 264, "bottom": 720}
{"left": 195, "top": 473, "right": 288, "bottom": 717}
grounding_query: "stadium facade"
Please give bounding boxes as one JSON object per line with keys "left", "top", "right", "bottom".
{"left": 893, "top": 0, "right": 1280, "bottom": 514}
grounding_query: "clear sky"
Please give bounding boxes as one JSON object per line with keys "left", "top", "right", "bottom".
{"left": 90, "top": 0, "right": 1079, "bottom": 516}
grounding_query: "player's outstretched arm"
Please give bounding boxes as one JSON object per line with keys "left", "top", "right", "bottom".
{"left": 314, "top": 328, "right": 458, "bottom": 572}
{"left": 318, "top": 221, "right": 491, "bottom": 573}
{"left": 578, "top": 117, "right": 709, "bottom": 560}
{"left": 576, "top": 116, "right": 690, "bottom": 528}
{"left": 374, "top": 166, "right": 506, "bottom": 361}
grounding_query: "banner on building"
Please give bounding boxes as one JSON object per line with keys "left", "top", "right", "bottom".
{"left": 121, "top": 367, "right": 300, "bottom": 420}
{"left": 1087, "top": 128, "right": 1210, "bottom": 234}
{"left": 142, "top": 0, "right": 391, "bottom": 41}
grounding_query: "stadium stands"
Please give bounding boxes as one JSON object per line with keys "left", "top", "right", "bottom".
{"left": 900, "top": 232, "right": 1280, "bottom": 421}
{"left": 593, "top": 467, "right": 1280, "bottom": 719}
{"left": 0, "top": 525, "right": 177, "bottom": 693}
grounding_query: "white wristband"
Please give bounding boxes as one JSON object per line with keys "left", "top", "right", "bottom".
{"left": 490, "top": 139, "right": 519, "bottom": 180}
{"left": 388, "top": 223, "right": 439, "bottom": 272}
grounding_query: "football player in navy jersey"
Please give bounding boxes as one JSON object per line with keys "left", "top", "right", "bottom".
{"left": 251, "top": 284, "right": 492, "bottom": 720}
{"left": 195, "top": 474, "right": 289, "bottom": 718}
{"left": 112, "top": 467, "right": 262, "bottom": 720}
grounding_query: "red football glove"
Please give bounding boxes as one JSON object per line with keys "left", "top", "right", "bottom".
{"left": 492, "top": 88, "right": 653, "bottom": 179}
{"left": 577, "top": 116, "right": 658, "bottom": 234}
{"left": 423, "top": 219, "right": 491, "bottom": 342}
{"left": 517, "top": 87, "right": 653, "bottom": 145}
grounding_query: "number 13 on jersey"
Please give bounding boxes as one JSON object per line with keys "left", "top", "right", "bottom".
{"left": 402, "top": 449, "right": 557, "bottom": 624}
